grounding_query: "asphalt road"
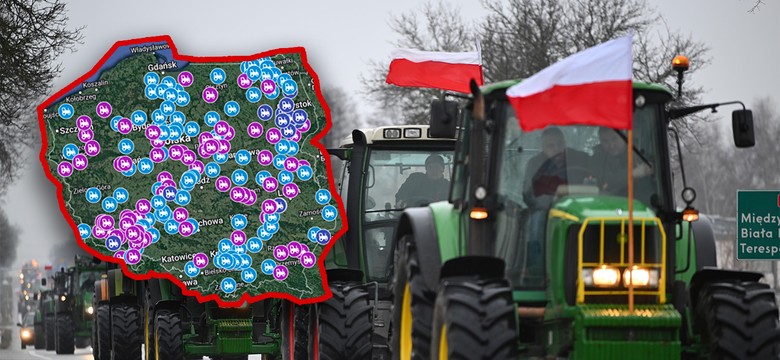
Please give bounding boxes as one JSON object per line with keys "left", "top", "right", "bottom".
{"left": 0, "top": 331, "right": 270, "bottom": 360}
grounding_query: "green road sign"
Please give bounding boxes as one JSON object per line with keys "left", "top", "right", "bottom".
{"left": 737, "top": 190, "right": 780, "bottom": 260}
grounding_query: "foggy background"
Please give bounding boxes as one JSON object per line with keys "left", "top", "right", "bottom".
{"left": 1, "top": 0, "right": 778, "bottom": 283}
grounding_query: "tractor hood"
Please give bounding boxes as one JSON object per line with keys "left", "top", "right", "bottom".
{"left": 551, "top": 195, "right": 657, "bottom": 222}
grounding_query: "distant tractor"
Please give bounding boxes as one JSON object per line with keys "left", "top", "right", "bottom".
{"left": 50, "top": 255, "right": 108, "bottom": 354}
{"left": 390, "top": 69, "right": 779, "bottom": 358}
{"left": 92, "top": 267, "right": 298, "bottom": 360}
{"left": 17, "top": 260, "right": 42, "bottom": 320}
{"left": 282, "top": 125, "right": 456, "bottom": 359}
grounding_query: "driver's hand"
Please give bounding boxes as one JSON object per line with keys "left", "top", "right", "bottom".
{"left": 396, "top": 199, "right": 406, "bottom": 208}
{"left": 633, "top": 163, "right": 653, "bottom": 178}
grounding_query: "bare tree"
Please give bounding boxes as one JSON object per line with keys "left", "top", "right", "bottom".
{"left": 0, "top": 208, "right": 21, "bottom": 267}
{"left": 362, "top": 1, "right": 477, "bottom": 124}
{"left": 365, "top": 0, "right": 711, "bottom": 127}
{"left": 321, "top": 86, "right": 363, "bottom": 149}
{"left": 0, "top": 0, "right": 83, "bottom": 194}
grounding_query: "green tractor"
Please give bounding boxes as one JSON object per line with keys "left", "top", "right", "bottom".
{"left": 92, "top": 267, "right": 300, "bottom": 360}
{"left": 35, "top": 276, "right": 56, "bottom": 351}
{"left": 285, "top": 125, "right": 456, "bottom": 359}
{"left": 50, "top": 255, "right": 107, "bottom": 354}
{"left": 390, "top": 75, "right": 780, "bottom": 359}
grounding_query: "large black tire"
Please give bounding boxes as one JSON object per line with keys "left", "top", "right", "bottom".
{"left": 312, "top": 281, "right": 373, "bottom": 360}
{"left": 280, "top": 301, "right": 309, "bottom": 360}
{"left": 391, "top": 235, "right": 434, "bottom": 360}
{"left": 96, "top": 304, "right": 111, "bottom": 360}
{"left": 111, "top": 303, "right": 142, "bottom": 360}
{"left": 55, "top": 313, "right": 75, "bottom": 354}
{"left": 144, "top": 303, "right": 156, "bottom": 360}
{"left": 696, "top": 280, "right": 780, "bottom": 359}
{"left": 34, "top": 324, "right": 45, "bottom": 349}
{"left": 430, "top": 279, "right": 518, "bottom": 359}
{"left": 154, "top": 310, "right": 184, "bottom": 360}
{"left": 45, "top": 316, "right": 55, "bottom": 351}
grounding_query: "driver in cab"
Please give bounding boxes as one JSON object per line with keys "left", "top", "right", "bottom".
{"left": 524, "top": 127, "right": 589, "bottom": 207}
{"left": 395, "top": 154, "right": 449, "bottom": 208}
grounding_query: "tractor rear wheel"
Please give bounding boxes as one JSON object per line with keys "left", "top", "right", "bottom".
{"left": 312, "top": 281, "right": 373, "bottom": 360}
{"left": 430, "top": 278, "right": 518, "bottom": 360}
{"left": 45, "top": 316, "right": 55, "bottom": 351}
{"left": 96, "top": 304, "right": 111, "bottom": 360}
{"left": 154, "top": 309, "right": 184, "bottom": 360}
{"left": 110, "top": 303, "right": 142, "bottom": 360}
{"left": 55, "top": 313, "right": 75, "bottom": 354}
{"left": 391, "top": 234, "right": 434, "bottom": 360}
{"left": 697, "top": 280, "right": 780, "bottom": 359}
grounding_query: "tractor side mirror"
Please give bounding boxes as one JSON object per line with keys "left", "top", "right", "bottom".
{"left": 430, "top": 99, "right": 458, "bottom": 138}
{"left": 732, "top": 109, "right": 755, "bottom": 148}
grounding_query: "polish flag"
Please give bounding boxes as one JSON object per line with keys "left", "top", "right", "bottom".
{"left": 507, "top": 33, "right": 633, "bottom": 131}
{"left": 385, "top": 48, "right": 483, "bottom": 94}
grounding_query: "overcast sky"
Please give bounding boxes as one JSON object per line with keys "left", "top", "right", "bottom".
{"left": 8, "top": 0, "right": 779, "bottom": 268}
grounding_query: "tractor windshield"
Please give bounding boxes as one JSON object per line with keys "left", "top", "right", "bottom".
{"left": 493, "top": 101, "right": 668, "bottom": 288}
{"left": 79, "top": 272, "right": 98, "bottom": 291}
{"left": 363, "top": 148, "right": 454, "bottom": 281}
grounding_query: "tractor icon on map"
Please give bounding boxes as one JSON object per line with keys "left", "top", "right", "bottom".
{"left": 283, "top": 127, "right": 294, "bottom": 137}
{"left": 276, "top": 248, "right": 287, "bottom": 258}
{"left": 249, "top": 91, "right": 260, "bottom": 100}
{"left": 165, "top": 189, "right": 176, "bottom": 198}
{"left": 240, "top": 77, "right": 251, "bottom": 87}
{"left": 178, "top": 194, "right": 189, "bottom": 203}
{"left": 234, "top": 218, "right": 245, "bottom": 227}
{"left": 249, "top": 68, "right": 259, "bottom": 78}
{"left": 177, "top": 94, "right": 187, "bottom": 103}
{"left": 260, "top": 154, "right": 271, "bottom": 163}
{"left": 152, "top": 152, "right": 163, "bottom": 161}
{"left": 184, "top": 177, "right": 194, "bottom": 185}
{"left": 180, "top": 74, "right": 191, "bottom": 84}
{"left": 140, "top": 162, "right": 151, "bottom": 171}
{"left": 303, "top": 256, "right": 314, "bottom": 266}
{"left": 61, "top": 107, "right": 72, "bottom": 116}
{"left": 260, "top": 108, "right": 270, "bottom": 118}
{"left": 99, "top": 105, "right": 110, "bottom": 116}
{"left": 128, "top": 252, "right": 139, "bottom": 262}
{"left": 213, "top": 72, "right": 224, "bottom": 81}
{"left": 121, "top": 143, "right": 132, "bottom": 152}
{"left": 226, "top": 104, "right": 237, "bottom": 114}
{"left": 244, "top": 270, "right": 255, "bottom": 280}
{"left": 205, "top": 92, "right": 216, "bottom": 101}
{"left": 115, "top": 192, "right": 126, "bottom": 201}
{"left": 284, "top": 83, "right": 294, "bottom": 93}
{"left": 275, "top": 268, "right": 286, "bottom": 278}
{"left": 284, "top": 187, "right": 296, "bottom": 197}
{"left": 263, "top": 203, "right": 275, "bottom": 213}
{"left": 263, "top": 83, "right": 274, "bottom": 92}
{"left": 299, "top": 168, "right": 311, "bottom": 178}
{"left": 147, "top": 88, "right": 156, "bottom": 96}
{"left": 288, "top": 246, "right": 300, "bottom": 256}
{"left": 266, "top": 223, "right": 278, "bottom": 232}
{"left": 222, "top": 281, "right": 234, "bottom": 291}
{"left": 147, "top": 75, "right": 157, "bottom": 84}
{"left": 268, "top": 132, "right": 280, "bottom": 142}
{"left": 139, "top": 203, "right": 150, "bottom": 212}
{"left": 167, "top": 223, "right": 177, "bottom": 232}
{"left": 318, "top": 233, "right": 329, "bottom": 243}
{"left": 79, "top": 118, "right": 90, "bottom": 128}
{"left": 163, "top": 104, "right": 173, "bottom": 113}
{"left": 175, "top": 212, "right": 187, "bottom": 221}
{"left": 65, "top": 148, "right": 76, "bottom": 157}
{"left": 264, "top": 263, "right": 274, "bottom": 272}
{"left": 235, "top": 173, "right": 246, "bottom": 182}
{"left": 281, "top": 102, "right": 292, "bottom": 111}
{"left": 249, "top": 242, "right": 260, "bottom": 251}
{"left": 108, "top": 238, "right": 119, "bottom": 249}
{"left": 120, "top": 122, "right": 131, "bottom": 132}
{"left": 324, "top": 209, "right": 335, "bottom": 219}
{"left": 195, "top": 257, "right": 206, "bottom": 266}
{"left": 187, "top": 264, "right": 197, "bottom": 274}
{"left": 238, "top": 154, "right": 249, "bottom": 163}
{"left": 128, "top": 229, "right": 138, "bottom": 238}
{"left": 154, "top": 112, "right": 165, "bottom": 121}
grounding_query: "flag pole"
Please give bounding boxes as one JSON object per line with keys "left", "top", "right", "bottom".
{"left": 627, "top": 130, "right": 635, "bottom": 312}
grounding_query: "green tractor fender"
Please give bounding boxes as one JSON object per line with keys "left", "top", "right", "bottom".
{"left": 396, "top": 206, "right": 443, "bottom": 290}
{"left": 688, "top": 267, "right": 763, "bottom": 315}
{"left": 146, "top": 278, "right": 182, "bottom": 313}
{"left": 106, "top": 269, "right": 138, "bottom": 305}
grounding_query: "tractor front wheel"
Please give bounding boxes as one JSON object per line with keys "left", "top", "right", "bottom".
{"left": 391, "top": 235, "right": 435, "bottom": 360}
{"left": 95, "top": 304, "right": 111, "bottom": 360}
{"left": 154, "top": 309, "right": 184, "bottom": 360}
{"left": 430, "top": 278, "right": 518, "bottom": 360}
{"left": 697, "top": 280, "right": 780, "bottom": 359}
{"left": 110, "top": 303, "right": 142, "bottom": 360}
{"left": 34, "top": 323, "right": 45, "bottom": 349}
{"left": 312, "top": 281, "right": 373, "bottom": 360}
{"left": 55, "top": 313, "right": 75, "bottom": 354}
{"left": 45, "top": 316, "right": 55, "bottom": 351}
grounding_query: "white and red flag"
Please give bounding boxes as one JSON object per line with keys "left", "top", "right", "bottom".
{"left": 507, "top": 33, "right": 633, "bottom": 131}
{"left": 385, "top": 48, "right": 483, "bottom": 94}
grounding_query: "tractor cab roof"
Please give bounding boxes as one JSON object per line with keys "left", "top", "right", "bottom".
{"left": 338, "top": 125, "right": 456, "bottom": 148}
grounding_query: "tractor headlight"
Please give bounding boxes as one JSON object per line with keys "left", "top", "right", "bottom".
{"left": 60, "top": 295, "right": 67, "bottom": 302}
{"left": 86, "top": 306, "right": 94, "bottom": 315}
{"left": 582, "top": 265, "right": 620, "bottom": 287}
{"left": 623, "top": 267, "right": 659, "bottom": 287}
{"left": 21, "top": 330, "right": 31, "bottom": 339}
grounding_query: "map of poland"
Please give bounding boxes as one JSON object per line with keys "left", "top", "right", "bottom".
{"left": 38, "top": 36, "right": 345, "bottom": 306}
